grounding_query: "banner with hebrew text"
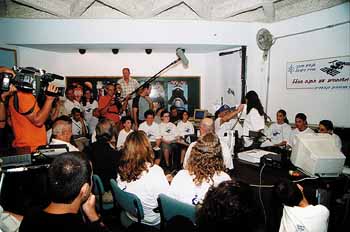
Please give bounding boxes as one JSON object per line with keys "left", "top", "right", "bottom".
{"left": 286, "top": 56, "right": 350, "bottom": 90}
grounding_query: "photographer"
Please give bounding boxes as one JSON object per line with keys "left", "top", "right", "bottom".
{"left": 0, "top": 67, "right": 17, "bottom": 150}
{"left": 98, "top": 83, "right": 121, "bottom": 124}
{"left": 6, "top": 68, "right": 58, "bottom": 154}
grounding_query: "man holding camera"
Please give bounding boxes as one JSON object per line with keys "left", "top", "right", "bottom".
{"left": 4, "top": 67, "right": 58, "bottom": 154}
{"left": 98, "top": 83, "right": 121, "bottom": 124}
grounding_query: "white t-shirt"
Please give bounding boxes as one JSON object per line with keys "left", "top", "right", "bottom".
{"left": 290, "top": 127, "right": 315, "bottom": 147}
{"left": 138, "top": 122, "right": 161, "bottom": 142}
{"left": 183, "top": 138, "right": 234, "bottom": 170}
{"left": 215, "top": 117, "right": 242, "bottom": 138}
{"left": 71, "top": 118, "right": 88, "bottom": 136}
{"left": 88, "top": 116, "right": 99, "bottom": 135}
{"left": 168, "top": 169, "right": 231, "bottom": 205}
{"left": 64, "top": 99, "right": 83, "bottom": 115}
{"left": 177, "top": 120, "right": 195, "bottom": 137}
{"left": 279, "top": 204, "right": 329, "bottom": 232}
{"left": 159, "top": 122, "right": 178, "bottom": 142}
{"left": 117, "top": 129, "right": 133, "bottom": 149}
{"left": 243, "top": 108, "right": 265, "bottom": 147}
{"left": 50, "top": 138, "right": 79, "bottom": 152}
{"left": 262, "top": 123, "right": 292, "bottom": 146}
{"left": 82, "top": 100, "right": 98, "bottom": 122}
{"left": 331, "top": 133, "right": 342, "bottom": 150}
{"left": 117, "top": 164, "right": 169, "bottom": 226}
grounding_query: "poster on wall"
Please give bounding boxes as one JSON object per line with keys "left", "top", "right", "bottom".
{"left": 286, "top": 56, "right": 350, "bottom": 90}
{"left": 167, "top": 80, "right": 188, "bottom": 111}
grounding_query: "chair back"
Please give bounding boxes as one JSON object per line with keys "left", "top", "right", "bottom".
{"left": 157, "top": 193, "right": 196, "bottom": 230}
{"left": 110, "top": 179, "right": 144, "bottom": 222}
{"left": 92, "top": 174, "right": 105, "bottom": 212}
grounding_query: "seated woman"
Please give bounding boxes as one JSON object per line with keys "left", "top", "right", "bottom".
{"left": 262, "top": 109, "right": 292, "bottom": 147}
{"left": 289, "top": 113, "right": 315, "bottom": 147}
{"left": 159, "top": 110, "right": 179, "bottom": 170}
{"left": 273, "top": 179, "right": 329, "bottom": 232}
{"left": 117, "top": 131, "right": 169, "bottom": 226}
{"left": 318, "top": 120, "right": 342, "bottom": 150}
{"left": 242, "top": 90, "right": 265, "bottom": 148}
{"left": 168, "top": 133, "right": 231, "bottom": 206}
{"left": 176, "top": 110, "right": 195, "bottom": 165}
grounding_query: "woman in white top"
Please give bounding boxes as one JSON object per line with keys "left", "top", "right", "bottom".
{"left": 117, "top": 131, "right": 169, "bottom": 226}
{"left": 318, "top": 120, "right": 342, "bottom": 150}
{"left": 81, "top": 88, "right": 98, "bottom": 125}
{"left": 264, "top": 109, "right": 292, "bottom": 147}
{"left": 274, "top": 180, "right": 329, "bottom": 232}
{"left": 242, "top": 91, "right": 265, "bottom": 148}
{"left": 168, "top": 133, "right": 231, "bottom": 206}
{"left": 176, "top": 110, "right": 195, "bottom": 165}
{"left": 159, "top": 110, "right": 178, "bottom": 169}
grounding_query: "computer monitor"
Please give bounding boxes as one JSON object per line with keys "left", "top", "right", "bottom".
{"left": 291, "top": 133, "right": 345, "bottom": 177}
{"left": 193, "top": 109, "right": 208, "bottom": 122}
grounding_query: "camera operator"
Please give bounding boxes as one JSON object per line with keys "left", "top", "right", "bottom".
{"left": 6, "top": 69, "right": 58, "bottom": 154}
{"left": 0, "top": 67, "right": 17, "bottom": 150}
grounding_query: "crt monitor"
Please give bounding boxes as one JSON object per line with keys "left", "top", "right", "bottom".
{"left": 193, "top": 109, "right": 208, "bottom": 122}
{"left": 291, "top": 133, "right": 345, "bottom": 177}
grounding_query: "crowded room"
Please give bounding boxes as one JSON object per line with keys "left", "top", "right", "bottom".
{"left": 0, "top": 1, "right": 349, "bottom": 231}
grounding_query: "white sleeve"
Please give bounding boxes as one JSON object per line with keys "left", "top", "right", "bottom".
{"left": 282, "top": 124, "right": 292, "bottom": 144}
{"left": 183, "top": 142, "right": 195, "bottom": 169}
{"left": 221, "top": 142, "right": 234, "bottom": 169}
{"left": 189, "top": 122, "right": 195, "bottom": 135}
{"left": 154, "top": 124, "right": 161, "bottom": 139}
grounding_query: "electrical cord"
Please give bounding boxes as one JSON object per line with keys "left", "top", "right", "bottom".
{"left": 259, "top": 162, "right": 267, "bottom": 228}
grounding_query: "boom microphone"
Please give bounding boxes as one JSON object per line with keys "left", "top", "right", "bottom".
{"left": 176, "top": 48, "right": 189, "bottom": 66}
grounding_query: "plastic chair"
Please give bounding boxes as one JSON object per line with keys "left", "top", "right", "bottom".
{"left": 110, "top": 178, "right": 145, "bottom": 228}
{"left": 92, "top": 174, "right": 114, "bottom": 214}
{"left": 157, "top": 193, "right": 196, "bottom": 231}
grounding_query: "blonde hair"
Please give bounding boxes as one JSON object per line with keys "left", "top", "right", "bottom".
{"left": 187, "top": 133, "right": 225, "bottom": 185}
{"left": 118, "top": 131, "right": 155, "bottom": 182}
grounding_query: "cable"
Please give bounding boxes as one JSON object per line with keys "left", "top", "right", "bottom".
{"left": 292, "top": 176, "right": 319, "bottom": 183}
{"left": 259, "top": 162, "right": 267, "bottom": 228}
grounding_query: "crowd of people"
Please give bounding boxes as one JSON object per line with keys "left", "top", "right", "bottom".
{"left": 0, "top": 65, "right": 342, "bottom": 232}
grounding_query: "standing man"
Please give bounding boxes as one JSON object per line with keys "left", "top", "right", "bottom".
{"left": 132, "top": 83, "right": 152, "bottom": 128}
{"left": 117, "top": 67, "right": 140, "bottom": 115}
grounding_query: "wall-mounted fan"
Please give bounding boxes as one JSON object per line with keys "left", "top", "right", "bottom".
{"left": 256, "top": 28, "right": 273, "bottom": 59}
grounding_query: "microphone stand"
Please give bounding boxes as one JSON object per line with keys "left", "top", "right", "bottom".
{"left": 121, "top": 58, "right": 181, "bottom": 102}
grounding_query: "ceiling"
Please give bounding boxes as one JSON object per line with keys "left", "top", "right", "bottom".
{"left": 0, "top": 0, "right": 348, "bottom": 22}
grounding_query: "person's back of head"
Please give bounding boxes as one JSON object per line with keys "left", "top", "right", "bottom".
{"left": 273, "top": 179, "right": 303, "bottom": 207}
{"left": 95, "top": 118, "right": 114, "bottom": 142}
{"left": 48, "top": 152, "right": 92, "bottom": 204}
{"left": 196, "top": 180, "right": 258, "bottom": 232}
{"left": 199, "top": 118, "right": 214, "bottom": 135}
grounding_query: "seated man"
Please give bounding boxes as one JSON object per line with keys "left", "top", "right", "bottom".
{"left": 273, "top": 179, "right": 329, "bottom": 232}
{"left": 19, "top": 152, "right": 110, "bottom": 232}
{"left": 50, "top": 115, "right": 79, "bottom": 152}
{"left": 183, "top": 118, "right": 234, "bottom": 170}
{"left": 290, "top": 113, "right": 315, "bottom": 147}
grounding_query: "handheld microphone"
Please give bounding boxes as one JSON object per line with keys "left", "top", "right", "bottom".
{"left": 176, "top": 48, "right": 189, "bottom": 66}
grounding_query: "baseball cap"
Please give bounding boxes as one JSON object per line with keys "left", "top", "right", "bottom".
{"left": 217, "top": 104, "right": 231, "bottom": 113}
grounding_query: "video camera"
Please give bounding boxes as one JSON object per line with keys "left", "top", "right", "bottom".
{"left": 0, "top": 66, "right": 65, "bottom": 96}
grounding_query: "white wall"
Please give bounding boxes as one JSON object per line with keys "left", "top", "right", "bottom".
{"left": 266, "top": 2, "right": 350, "bottom": 127}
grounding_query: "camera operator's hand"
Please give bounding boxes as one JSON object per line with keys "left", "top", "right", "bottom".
{"left": 45, "top": 84, "right": 58, "bottom": 100}
{"left": 1, "top": 84, "right": 17, "bottom": 102}
{"left": 109, "top": 95, "right": 116, "bottom": 106}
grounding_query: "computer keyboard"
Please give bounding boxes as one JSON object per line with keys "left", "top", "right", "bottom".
{"left": 0, "top": 154, "right": 32, "bottom": 168}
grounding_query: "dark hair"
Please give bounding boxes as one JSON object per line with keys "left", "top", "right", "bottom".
{"left": 295, "top": 113, "right": 307, "bottom": 124}
{"left": 180, "top": 110, "right": 189, "bottom": 120}
{"left": 82, "top": 88, "right": 95, "bottom": 106}
{"left": 96, "top": 118, "right": 114, "bottom": 142}
{"left": 161, "top": 110, "right": 170, "bottom": 117}
{"left": 245, "top": 91, "right": 264, "bottom": 116}
{"left": 121, "top": 116, "right": 133, "bottom": 124}
{"left": 273, "top": 179, "right": 303, "bottom": 207}
{"left": 277, "top": 109, "right": 289, "bottom": 124}
{"left": 48, "top": 152, "right": 92, "bottom": 204}
{"left": 319, "top": 120, "right": 334, "bottom": 131}
{"left": 71, "top": 107, "right": 81, "bottom": 115}
{"left": 53, "top": 115, "right": 72, "bottom": 124}
{"left": 142, "top": 83, "right": 151, "bottom": 90}
{"left": 156, "top": 107, "right": 164, "bottom": 114}
{"left": 170, "top": 105, "right": 177, "bottom": 111}
{"left": 144, "top": 109, "right": 155, "bottom": 118}
{"left": 196, "top": 180, "right": 258, "bottom": 232}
